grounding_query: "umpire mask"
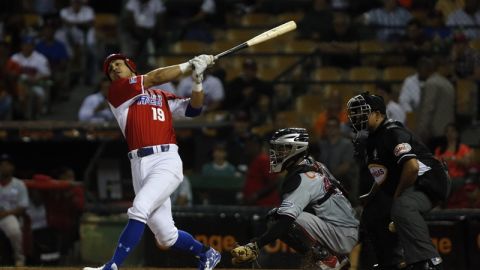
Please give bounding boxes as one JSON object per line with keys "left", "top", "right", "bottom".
{"left": 347, "top": 94, "right": 372, "bottom": 133}
{"left": 269, "top": 128, "right": 309, "bottom": 173}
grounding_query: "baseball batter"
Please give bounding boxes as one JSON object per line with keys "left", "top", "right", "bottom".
{"left": 83, "top": 53, "right": 221, "bottom": 270}
{"left": 231, "top": 128, "right": 359, "bottom": 270}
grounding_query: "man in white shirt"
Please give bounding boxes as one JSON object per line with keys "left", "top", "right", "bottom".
{"left": 177, "top": 71, "right": 224, "bottom": 111}
{"left": 399, "top": 57, "right": 433, "bottom": 113}
{"left": 447, "top": 0, "right": 480, "bottom": 39}
{"left": 9, "top": 36, "right": 51, "bottom": 119}
{"left": 376, "top": 82, "right": 406, "bottom": 124}
{"left": 78, "top": 77, "right": 114, "bottom": 123}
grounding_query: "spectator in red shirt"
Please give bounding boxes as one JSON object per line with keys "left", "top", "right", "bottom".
{"left": 242, "top": 134, "right": 280, "bottom": 207}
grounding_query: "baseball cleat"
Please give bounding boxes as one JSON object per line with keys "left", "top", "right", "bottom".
{"left": 83, "top": 262, "right": 118, "bottom": 270}
{"left": 198, "top": 247, "right": 221, "bottom": 270}
{"left": 317, "top": 255, "right": 349, "bottom": 270}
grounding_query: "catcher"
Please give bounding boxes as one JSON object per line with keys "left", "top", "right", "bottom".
{"left": 231, "top": 128, "right": 359, "bottom": 270}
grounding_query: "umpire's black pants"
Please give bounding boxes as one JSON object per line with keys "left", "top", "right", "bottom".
{"left": 361, "top": 190, "right": 404, "bottom": 268}
{"left": 391, "top": 186, "right": 440, "bottom": 265}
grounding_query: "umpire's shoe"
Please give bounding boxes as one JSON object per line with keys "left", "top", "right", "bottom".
{"left": 198, "top": 247, "right": 221, "bottom": 270}
{"left": 83, "top": 262, "right": 118, "bottom": 270}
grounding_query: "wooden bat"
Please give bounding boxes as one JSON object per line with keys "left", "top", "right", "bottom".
{"left": 214, "top": 21, "right": 297, "bottom": 60}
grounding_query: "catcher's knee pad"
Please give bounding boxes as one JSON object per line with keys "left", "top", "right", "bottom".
{"left": 279, "top": 222, "right": 317, "bottom": 255}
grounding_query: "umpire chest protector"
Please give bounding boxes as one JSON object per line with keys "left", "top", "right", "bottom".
{"left": 366, "top": 119, "right": 451, "bottom": 201}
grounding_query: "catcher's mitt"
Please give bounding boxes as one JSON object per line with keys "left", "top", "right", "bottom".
{"left": 230, "top": 242, "right": 259, "bottom": 264}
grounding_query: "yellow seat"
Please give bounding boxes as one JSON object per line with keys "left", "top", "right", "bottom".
{"left": 276, "top": 12, "right": 304, "bottom": 24}
{"left": 94, "top": 13, "right": 118, "bottom": 28}
{"left": 249, "top": 41, "right": 279, "bottom": 53}
{"left": 313, "top": 67, "right": 344, "bottom": 82}
{"left": 456, "top": 79, "right": 477, "bottom": 115}
{"left": 359, "top": 40, "right": 385, "bottom": 66}
{"left": 171, "top": 41, "right": 209, "bottom": 54}
{"left": 257, "top": 67, "right": 281, "bottom": 81}
{"left": 157, "top": 56, "right": 190, "bottom": 67}
{"left": 23, "top": 14, "right": 40, "bottom": 28}
{"left": 226, "top": 29, "right": 261, "bottom": 43}
{"left": 469, "top": 39, "right": 480, "bottom": 50}
{"left": 241, "top": 13, "right": 272, "bottom": 26}
{"left": 296, "top": 94, "right": 325, "bottom": 114}
{"left": 348, "top": 66, "right": 380, "bottom": 81}
{"left": 383, "top": 66, "right": 416, "bottom": 81}
{"left": 285, "top": 40, "right": 316, "bottom": 53}
{"left": 271, "top": 56, "right": 299, "bottom": 69}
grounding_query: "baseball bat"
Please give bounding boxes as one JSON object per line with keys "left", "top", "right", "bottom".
{"left": 214, "top": 21, "right": 297, "bottom": 60}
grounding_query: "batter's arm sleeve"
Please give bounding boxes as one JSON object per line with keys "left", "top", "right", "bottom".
{"left": 255, "top": 214, "right": 295, "bottom": 248}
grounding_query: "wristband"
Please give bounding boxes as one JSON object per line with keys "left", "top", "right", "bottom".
{"left": 179, "top": 62, "right": 191, "bottom": 74}
{"left": 193, "top": 82, "right": 203, "bottom": 92}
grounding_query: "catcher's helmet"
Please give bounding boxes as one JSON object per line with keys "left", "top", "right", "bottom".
{"left": 347, "top": 92, "right": 386, "bottom": 132}
{"left": 103, "top": 53, "right": 137, "bottom": 80}
{"left": 269, "top": 128, "right": 309, "bottom": 173}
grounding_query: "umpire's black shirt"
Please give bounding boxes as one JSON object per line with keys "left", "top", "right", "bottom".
{"left": 365, "top": 119, "right": 440, "bottom": 197}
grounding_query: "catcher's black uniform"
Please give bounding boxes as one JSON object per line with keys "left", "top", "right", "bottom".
{"left": 360, "top": 119, "right": 451, "bottom": 267}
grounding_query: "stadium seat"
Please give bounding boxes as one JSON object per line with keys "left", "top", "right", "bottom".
{"left": 284, "top": 40, "right": 316, "bottom": 53}
{"left": 241, "top": 13, "right": 272, "bottom": 27}
{"left": 313, "top": 67, "right": 344, "bottom": 82}
{"left": 295, "top": 94, "right": 325, "bottom": 114}
{"left": 157, "top": 56, "right": 190, "bottom": 67}
{"left": 226, "top": 29, "right": 261, "bottom": 43}
{"left": 456, "top": 79, "right": 478, "bottom": 116}
{"left": 348, "top": 66, "right": 380, "bottom": 81}
{"left": 249, "top": 41, "right": 279, "bottom": 53}
{"left": 469, "top": 39, "right": 480, "bottom": 50}
{"left": 276, "top": 12, "right": 304, "bottom": 24}
{"left": 23, "top": 14, "right": 41, "bottom": 28}
{"left": 383, "top": 66, "right": 416, "bottom": 81}
{"left": 359, "top": 40, "right": 385, "bottom": 65}
{"left": 171, "top": 40, "right": 209, "bottom": 54}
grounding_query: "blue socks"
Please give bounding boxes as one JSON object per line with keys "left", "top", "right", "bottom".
{"left": 104, "top": 219, "right": 145, "bottom": 270}
{"left": 172, "top": 230, "right": 206, "bottom": 257}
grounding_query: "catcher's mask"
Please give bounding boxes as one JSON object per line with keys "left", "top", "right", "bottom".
{"left": 103, "top": 53, "right": 137, "bottom": 80}
{"left": 269, "top": 128, "right": 309, "bottom": 173}
{"left": 347, "top": 92, "right": 386, "bottom": 133}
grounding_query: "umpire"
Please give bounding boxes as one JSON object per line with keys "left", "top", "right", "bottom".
{"left": 347, "top": 92, "right": 451, "bottom": 270}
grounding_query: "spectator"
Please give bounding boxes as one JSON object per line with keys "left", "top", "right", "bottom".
{"left": 317, "top": 12, "right": 360, "bottom": 68}
{"left": 242, "top": 134, "right": 281, "bottom": 207}
{"left": 435, "top": 0, "right": 465, "bottom": 18}
{"left": 35, "top": 23, "right": 70, "bottom": 102}
{"left": 224, "top": 111, "right": 251, "bottom": 170}
{"left": 376, "top": 82, "right": 406, "bottom": 124}
{"left": 399, "top": 57, "right": 434, "bottom": 113}
{"left": 225, "top": 58, "right": 273, "bottom": 111}
{"left": 313, "top": 89, "right": 349, "bottom": 139}
{"left": 298, "top": 0, "right": 333, "bottom": 40}
{"left": 170, "top": 176, "right": 193, "bottom": 207}
{"left": 57, "top": 0, "right": 97, "bottom": 85}
{"left": 434, "top": 123, "right": 473, "bottom": 186}
{"left": 362, "top": 0, "right": 412, "bottom": 41}
{"left": 446, "top": 0, "right": 480, "bottom": 39}
{"left": 26, "top": 189, "right": 61, "bottom": 265}
{"left": 317, "top": 116, "right": 358, "bottom": 204}
{"left": 78, "top": 77, "right": 114, "bottom": 123}
{"left": 424, "top": 11, "right": 453, "bottom": 53}
{"left": 165, "top": 0, "right": 216, "bottom": 43}
{"left": 201, "top": 142, "right": 238, "bottom": 178}
{"left": 123, "top": 0, "right": 166, "bottom": 71}
{"left": 8, "top": 36, "right": 51, "bottom": 119}
{"left": 450, "top": 33, "right": 480, "bottom": 79}
{"left": 416, "top": 57, "right": 455, "bottom": 151}
{"left": 177, "top": 70, "right": 224, "bottom": 112}
{"left": 395, "top": 19, "right": 433, "bottom": 66}
{"left": 51, "top": 167, "right": 84, "bottom": 259}
{"left": 250, "top": 94, "right": 274, "bottom": 128}
{"left": 0, "top": 153, "right": 29, "bottom": 267}
{"left": 0, "top": 80, "right": 12, "bottom": 120}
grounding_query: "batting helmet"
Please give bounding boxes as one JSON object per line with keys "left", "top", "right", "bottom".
{"left": 103, "top": 53, "right": 137, "bottom": 80}
{"left": 269, "top": 128, "right": 309, "bottom": 173}
{"left": 347, "top": 92, "right": 386, "bottom": 132}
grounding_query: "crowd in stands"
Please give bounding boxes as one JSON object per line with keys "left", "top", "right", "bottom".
{"left": 2, "top": 0, "right": 480, "bottom": 265}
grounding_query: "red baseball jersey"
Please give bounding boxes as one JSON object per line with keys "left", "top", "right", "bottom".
{"left": 108, "top": 75, "right": 190, "bottom": 151}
